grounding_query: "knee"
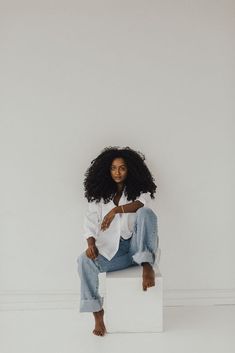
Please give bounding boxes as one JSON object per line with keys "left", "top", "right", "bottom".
{"left": 76, "top": 251, "right": 90, "bottom": 269}
{"left": 77, "top": 251, "right": 100, "bottom": 276}
{"left": 136, "top": 206, "right": 157, "bottom": 220}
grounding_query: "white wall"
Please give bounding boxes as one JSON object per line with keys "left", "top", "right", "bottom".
{"left": 0, "top": 0, "right": 234, "bottom": 308}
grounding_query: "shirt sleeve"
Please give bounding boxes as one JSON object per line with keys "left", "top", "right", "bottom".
{"left": 82, "top": 201, "right": 101, "bottom": 240}
{"left": 135, "top": 191, "right": 151, "bottom": 207}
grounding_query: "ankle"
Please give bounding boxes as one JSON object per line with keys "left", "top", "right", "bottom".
{"left": 93, "top": 308, "right": 104, "bottom": 316}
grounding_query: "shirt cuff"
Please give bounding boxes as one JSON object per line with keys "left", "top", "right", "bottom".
{"left": 83, "top": 233, "right": 97, "bottom": 240}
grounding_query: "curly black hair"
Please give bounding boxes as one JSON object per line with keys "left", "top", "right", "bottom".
{"left": 83, "top": 146, "right": 157, "bottom": 204}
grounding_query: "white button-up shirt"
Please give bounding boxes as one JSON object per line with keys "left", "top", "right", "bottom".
{"left": 82, "top": 187, "right": 153, "bottom": 260}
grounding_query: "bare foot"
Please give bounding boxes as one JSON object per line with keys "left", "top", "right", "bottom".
{"left": 142, "top": 262, "right": 155, "bottom": 291}
{"left": 92, "top": 308, "right": 107, "bottom": 336}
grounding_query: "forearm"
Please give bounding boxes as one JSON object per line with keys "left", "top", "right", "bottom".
{"left": 113, "top": 201, "right": 143, "bottom": 214}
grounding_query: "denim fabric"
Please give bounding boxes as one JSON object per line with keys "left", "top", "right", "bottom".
{"left": 76, "top": 206, "right": 159, "bottom": 312}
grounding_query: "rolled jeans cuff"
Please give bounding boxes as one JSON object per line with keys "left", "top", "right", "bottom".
{"left": 80, "top": 297, "right": 104, "bottom": 313}
{"left": 132, "top": 251, "right": 155, "bottom": 265}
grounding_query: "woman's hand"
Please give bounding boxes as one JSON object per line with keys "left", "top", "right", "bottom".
{"left": 100, "top": 209, "right": 116, "bottom": 231}
{"left": 86, "top": 244, "right": 99, "bottom": 259}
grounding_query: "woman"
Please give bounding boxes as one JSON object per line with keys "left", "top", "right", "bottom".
{"left": 77, "top": 146, "right": 159, "bottom": 336}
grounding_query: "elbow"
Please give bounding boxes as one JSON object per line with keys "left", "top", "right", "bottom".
{"left": 135, "top": 200, "right": 145, "bottom": 210}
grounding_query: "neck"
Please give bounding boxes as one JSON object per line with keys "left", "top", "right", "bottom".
{"left": 117, "top": 183, "right": 125, "bottom": 192}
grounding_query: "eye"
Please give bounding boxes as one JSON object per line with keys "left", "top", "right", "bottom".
{"left": 110, "top": 166, "right": 126, "bottom": 171}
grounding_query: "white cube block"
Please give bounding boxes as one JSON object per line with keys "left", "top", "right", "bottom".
{"left": 103, "top": 261, "right": 163, "bottom": 333}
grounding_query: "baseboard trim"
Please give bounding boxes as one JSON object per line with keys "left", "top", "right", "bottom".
{"left": 0, "top": 288, "right": 234, "bottom": 311}
{"left": 164, "top": 288, "right": 235, "bottom": 306}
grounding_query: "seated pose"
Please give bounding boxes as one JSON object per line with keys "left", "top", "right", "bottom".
{"left": 76, "top": 146, "right": 159, "bottom": 336}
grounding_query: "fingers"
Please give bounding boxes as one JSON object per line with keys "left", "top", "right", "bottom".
{"left": 93, "top": 248, "right": 99, "bottom": 258}
{"left": 100, "top": 215, "right": 111, "bottom": 231}
{"left": 89, "top": 250, "right": 96, "bottom": 259}
{"left": 101, "top": 221, "right": 110, "bottom": 231}
{"left": 101, "top": 211, "right": 115, "bottom": 231}
{"left": 86, "top": 247, "right": 99, "bottom": 260}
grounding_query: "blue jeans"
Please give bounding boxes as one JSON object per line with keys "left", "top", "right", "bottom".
{"left": 76, "top": 206, "right": 159, "bottom": 312}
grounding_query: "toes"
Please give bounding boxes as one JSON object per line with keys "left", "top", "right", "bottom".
{"left": 143, "top": 282, "right": 154, "bottom": 289}
{"left": 93, "top": 330, "right": 100, "bottom": 336}
{"left": 146, "top": 281, "right": 155, "bottom": 288}
{"left": 93, "top": 328, "right": 105, "bottom": 336}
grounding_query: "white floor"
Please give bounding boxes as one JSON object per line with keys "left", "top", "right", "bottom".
{"left": 0, "top": 305, "right": 234, "bottom": 353}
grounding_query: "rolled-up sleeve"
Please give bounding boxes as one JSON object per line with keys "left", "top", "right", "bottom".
{"left": 135, "top": 192, "right": 151, "bottom": 207}
{"left": 82, "top": 201, "right": 101, "bottom": 240}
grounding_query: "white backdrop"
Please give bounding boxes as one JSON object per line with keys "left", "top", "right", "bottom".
{"left": 0, "top": 0, "right": 234, "bottom": 309}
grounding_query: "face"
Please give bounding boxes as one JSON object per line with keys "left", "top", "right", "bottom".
{"left": 110, "top": 157, "right": 128, "bottom": 184}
